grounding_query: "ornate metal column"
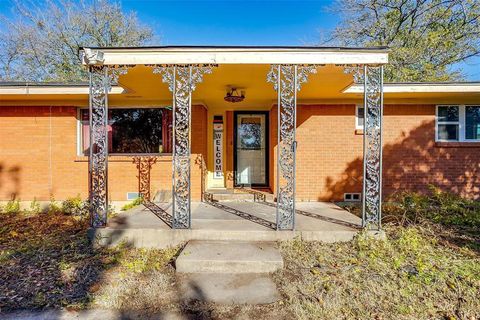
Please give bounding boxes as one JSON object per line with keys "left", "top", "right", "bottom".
{"left": 88, "top": 64, "right": 128, "bottom": 228}
{"left": 267, "top": 65, "right": 317, "bottom": 230}
{"left": 88, "top": 66, "right": 109, "bottom": 228}
{"left": 344, "top": 64, "right": 384, "bottom": 229}
{"left": 362, "top": 65, "right": 384, "bottom": 230}
{"left": 132, "top": 156, "right": 158, "bottom": 202}
{"left": 153, "top": 65, "right": 214, "bottom": 229}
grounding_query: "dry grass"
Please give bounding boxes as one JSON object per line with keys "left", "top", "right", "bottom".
{"left": 0, "top": 212, "right": 290, "bottom": 319}
{"left": 91, "top": 247, "right": 291, "bottom": 318}
{"left": 2, "top": 190, "right": 479, "bottom": 319}
{"left": 92, "top": 248, "right": 178, "bottom": 311}
{"left": 0, "top": 212, "right": 105, "bottom": 310}
{"left": 275, "top": 225, "right": 480, "bottom": 320}
{"left": 0, "top": 212, "right": 182, "bottom": 313}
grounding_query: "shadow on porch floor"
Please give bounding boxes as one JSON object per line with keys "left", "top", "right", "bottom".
{"left": 91, "top": 201, "right": 362, "bottom": 248}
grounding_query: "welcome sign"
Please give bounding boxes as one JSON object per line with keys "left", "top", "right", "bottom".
{"left": 213, "top": 116, "right": 223, "bottom": 179}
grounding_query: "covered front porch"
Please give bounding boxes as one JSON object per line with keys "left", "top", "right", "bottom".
{"left": 92, "top": 200, "right": 362, "bottom": 248}
{"left": 81, "top": 46, "right": 388, "bottom": 234}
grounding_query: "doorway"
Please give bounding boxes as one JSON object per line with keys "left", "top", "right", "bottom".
{"left": 233, "top": 111, "right": 269, "bottom": 187}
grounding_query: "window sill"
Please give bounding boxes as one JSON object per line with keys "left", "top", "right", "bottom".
{"left": 355, "top": 129, "right": 364, "bottom": 135}
{"left": 74, "top": 154, "right": 172, "bottom": 162}
{"left": 435, "top": 142, "right": 480, "bottom": 148}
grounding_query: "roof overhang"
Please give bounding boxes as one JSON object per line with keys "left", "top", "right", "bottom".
{"left": 0, "top": 83, "right": 125, "bottom": 95}
{"left": 80, "top": 46, "right": 389, "bottom": 66}
{"left": 343, "top": 82, "right": 480, "bottom": 94}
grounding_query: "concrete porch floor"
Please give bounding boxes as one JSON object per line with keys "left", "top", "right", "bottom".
{"left": 91, "top": 201, "right": 362, "bottom": 248}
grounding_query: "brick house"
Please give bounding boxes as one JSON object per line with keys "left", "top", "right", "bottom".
{"left": 0, "top": 46, "right": 479, "bottom": 230}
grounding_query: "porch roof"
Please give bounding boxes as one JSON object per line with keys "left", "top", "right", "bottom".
{"left": 344, "top": 82, "right": 480, "bottom": 94}
{"left": 2, "top": 81, "right": 478, "bottom": 93}
{"left": 80, "top": 45, "right": 389, "bottom": 65}
{"left": 1, "top": 80, "right": 479, "bottom": 106}
{"left": 0, "top": 81, "right": 125, "bottom": 95}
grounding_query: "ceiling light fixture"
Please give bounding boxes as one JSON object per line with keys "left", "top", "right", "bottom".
{"left": 224, "top": 87, "right": 245, "bottom": 103}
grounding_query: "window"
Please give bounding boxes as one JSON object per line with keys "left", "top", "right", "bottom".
{"left": 436, "top": 105, "right": 459, "bottom": 141}
{"left": 79, "top": 108, "right": 173, "bottom": 155}
{"left": 355, "top": 105, "right": 364, "bottom": 129}
{"left": 465, "top": 106, "right": 480, "bottom": 140}
{"left": 436, "top": 105, "right": 480, "bottom": 142}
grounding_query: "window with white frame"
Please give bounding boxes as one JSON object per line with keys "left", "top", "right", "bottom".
{"left": 355, "top": 105, "right": 364, "bottom": 129}
{"left": 436, "top": 105, "right": 480, "bottom": 142}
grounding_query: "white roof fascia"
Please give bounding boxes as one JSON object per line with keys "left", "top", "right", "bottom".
{"left": 81, "top": 47, "right": 389, "bottom": 66}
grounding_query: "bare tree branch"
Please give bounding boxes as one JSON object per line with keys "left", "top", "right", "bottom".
{"left": 326, "top": 0, "right": 480, "bottom": 81}
{"left": 0, "top": 0, "right": 154, "bottom": 81}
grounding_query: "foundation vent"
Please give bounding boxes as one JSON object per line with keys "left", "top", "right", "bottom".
{"left": 344, "top": 193, "right": 361, "bottom": 202}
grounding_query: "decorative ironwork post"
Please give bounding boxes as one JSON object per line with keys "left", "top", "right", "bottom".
{"left": 153, "top": 65, "right": 214, "bottom": 229}
{"left": 343, "top": 65, "right": 384, "bottom": 229}
{"left": 362, "top": 65, "right": 384, "bottom": 230}
{"left": 88, "top": 64, "right": 129, "bottom": 228}
{"left": 267, "top": 65, "right": 317, "bottom": 230}
{"left": 132, "top": 156, "right": 158, "bottom": 202}
{"left": 89, "top": 66, "right": 109, "bottom": 227}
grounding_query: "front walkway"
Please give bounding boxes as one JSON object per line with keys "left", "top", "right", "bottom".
{"left": 91, "top": 201, "right": 361, "bottom": 248}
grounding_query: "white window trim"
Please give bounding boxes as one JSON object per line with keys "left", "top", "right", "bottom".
{"left": 355, "top": 105, "right": 364, "bottom": 130}
{"left": 435, "top": 105, "right": 480, "bottom": 142}
{"left": 77, "top": 107, "right": 86, "bottom": 156}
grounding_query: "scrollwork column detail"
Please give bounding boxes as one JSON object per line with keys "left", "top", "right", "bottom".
{"left": 343, "top": 64, "right": 384, "bottom": 229}
{"left": 153, "top": 64, "right": 214, "bottom": 229}
{"left": 88, "top": 65, "right": 130, "bottom": 228}
{"left": 89, "top": 66, "right": 108, "bottom": 228}
{"left": 362, "top": 65, "right": 384, "bottom": 229}
{"left": 267, "top": 65, "right": 317, "bottom": 230}
{"left": 343, "top": 64, "right": 364, "bottom": 84}
{"left": 132, "top": 156, "right": 158, "bottom": 202}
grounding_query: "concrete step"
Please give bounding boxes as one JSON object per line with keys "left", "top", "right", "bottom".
{"left": 205, "top": 188, "right": 275, "bottom": 202}
{"left": 93, "top": 227, "right": 358, "bottom": 248}
{"left": 175, "top": 240, "right": 284, "bottom": 273}
{"left": 177, "top": 272, "right": 281, "bottom": 304}
{"left": 211, "top": 193, "right": 255, "bottom": 201}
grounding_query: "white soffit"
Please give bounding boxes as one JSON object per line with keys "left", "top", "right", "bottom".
{"left": 343, "top": 83, "right": 480, "bottom": 94}
{"left": 0, "top": 86, "right": 125, "bottom": 95}
{"left": 81, "top": 47, "right": 389, "bottom": 65}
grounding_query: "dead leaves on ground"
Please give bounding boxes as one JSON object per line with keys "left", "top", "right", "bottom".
{"left": 0, "top": 213, "right": 109, "bottom": 311}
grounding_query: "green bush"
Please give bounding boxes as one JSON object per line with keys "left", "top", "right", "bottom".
{"left": 47, "top": 197, "right": 62, "bottom": 214}
{"left": 61, "top": 195, "right": 89, "bottom": 216}
{"left": 384, "top": 185, "right": 480, "bottom": 227}
{"left": 28, "top": 198, "right": 42, "bottom": 214}
{"left": 4, "top": 199, "right": 21, "bottom": 214}
{"left": 121, "top": 197, "right": 143, "bottom": 211}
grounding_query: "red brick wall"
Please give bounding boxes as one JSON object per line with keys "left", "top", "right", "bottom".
{"left": 270, "top": 104, "right": 480, "bottom": 200}
{"left": 0, "top": 105, "right": 207, "bottom": 203}
{"left": 1, "top": 104, "right": 478, "bottom": 203}
{"left": 382, "top": 104, "right": 480, "bottom": 199}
